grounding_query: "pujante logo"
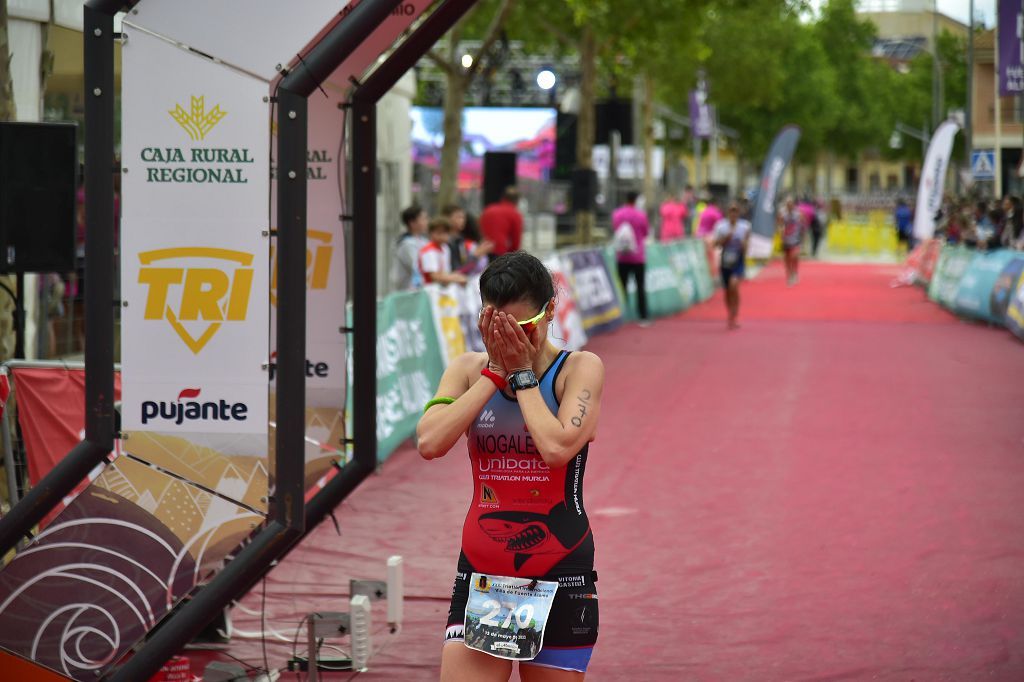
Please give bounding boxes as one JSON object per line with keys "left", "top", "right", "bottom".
{"left": 141, "top": 387, "right": 249, "bottom": 426}
{"left": 170, "top": 95, "right": 227, "bottom": 141}
{"left": 270, "top": 230, "right": 333, "bottom": 306}
{"left": 478, "top": 409, "right": 496, "bottom": 429}
{"left": 137, "top": 247, "right": 255, "bottom": 354}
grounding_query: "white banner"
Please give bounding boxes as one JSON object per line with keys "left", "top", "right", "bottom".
{"left": 544, "top": 255, "right": 588, "bottom": 351}
{"left": 914, "top": 120, "right": 960, "bottom": 241}
{"left": 128, "top": 0, "right": 348, "bottom": 81}
{"left": 120, "top": 28, "right": 269, "bottom": 435}
{"left": 270, "top": 94, "right": 348, "bottom": 408}
{"left": 425, "top": 284, "right": 468, "bottom": 366}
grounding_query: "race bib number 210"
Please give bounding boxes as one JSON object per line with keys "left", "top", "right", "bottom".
{"left": 463, "top": 573, "right": 558, "bottom": 661}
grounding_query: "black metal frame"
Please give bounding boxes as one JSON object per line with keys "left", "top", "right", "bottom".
{"left": 0, "top": 0, "right": 480, "bottom": 677}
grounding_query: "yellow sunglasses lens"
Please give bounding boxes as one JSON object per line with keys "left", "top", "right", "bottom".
{"left": 518, "top": 310, "right": 546, "bottom": 328}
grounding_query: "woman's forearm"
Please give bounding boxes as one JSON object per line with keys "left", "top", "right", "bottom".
{"left": 417, "top": 378, "right": 497, "bottom": 459}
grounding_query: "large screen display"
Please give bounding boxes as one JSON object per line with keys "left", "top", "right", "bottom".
{"left": 411, "top": 106, "right": 556, "bottom": 187}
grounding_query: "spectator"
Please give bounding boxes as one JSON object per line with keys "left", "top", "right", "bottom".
{"left": 418, "top": 218, "right": 468, "bottom": 286}
{"left": 659, "top": 190, "right": 688, "bottom": 242}
{"left": 442, "top": 204, "right": 493, "bottom": 276}
{"left": 479, "top": 186, "right": 523, "bottom": 256}
{"left": 696, "top": 196, "right": 722, "bottom": 238}
{"left": 894, "top": 198, "right": 913, "bottom": 251}
{"left": 612, "top": 190, "right": 651, "bottom": 327}
{"left": 1002, "top": 196, "right": 1023, "bottom": 249}
{"left": 682, "top": 185, "right": 697, "bottom": 235}
{"left": 391, "top": 205, "right": 429, "bottom": 291}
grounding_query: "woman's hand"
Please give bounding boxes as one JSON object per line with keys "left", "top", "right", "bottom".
{"left": 493, "top": 312, "right": 542, "bottom": 372}
{"left": 478, "top": 305, "right": 506, "bottom": 377}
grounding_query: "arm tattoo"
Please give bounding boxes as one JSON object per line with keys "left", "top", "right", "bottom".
{"left": 571, "top": 389, "right": 592, "bottom": 428}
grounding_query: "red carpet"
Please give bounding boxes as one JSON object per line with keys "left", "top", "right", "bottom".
{"left": 205, "top": 262, "right": 1024, "bottom": 681}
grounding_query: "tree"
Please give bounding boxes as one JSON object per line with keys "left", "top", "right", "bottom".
{"left": 427, "top": 0, "right": 516, "bottom": 207}
{"left": 0, "top": 0, "right": 15, "bottom": 122}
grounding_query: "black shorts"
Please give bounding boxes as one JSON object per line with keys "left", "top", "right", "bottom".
{"left": 720, "top": 265, "right": 744, "bottom": 288}
{"left": 444, "top": 557, "right": 599, "bottom": 673}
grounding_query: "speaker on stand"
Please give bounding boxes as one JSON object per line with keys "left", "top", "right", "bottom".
{"left": 482, "top": 151, "right": 517, "bottom": 206}
{"left": 0, "top": 122, "right": 77, "bottom": 359}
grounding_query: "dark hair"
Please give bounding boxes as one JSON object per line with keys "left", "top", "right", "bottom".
{"left": 503, "top": 186, "right": 520, "bottom": 203}
{"left": 626, "top": 190, "right": 640, "bottom": 204}
{"left": 479, "top": 252, "right": 554, "bottom": 310}
{"left": 440, "top": 204, "right": 464, "bottom": 218}
{"left": 428, "top": 217, "right": 450, "bottom": 233}
{"left": 401, "top": 205, "right": 424, "bottom": 228}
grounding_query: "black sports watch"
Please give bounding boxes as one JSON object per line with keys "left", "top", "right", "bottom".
{"left": 507, "top": 369, "right": 539, "bottom": 392}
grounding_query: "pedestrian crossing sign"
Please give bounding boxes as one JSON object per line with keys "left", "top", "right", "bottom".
{"left": 971, "top": 150, "right": 995, "bottom": 180}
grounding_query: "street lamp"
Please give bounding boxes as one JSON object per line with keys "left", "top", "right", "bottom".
{"left": 536, "top": 69, "right": 556, "bottom": 91}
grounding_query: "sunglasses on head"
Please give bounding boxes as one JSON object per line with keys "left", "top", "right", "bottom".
{"left": 518, "top": 308, "right": 547, "bottom": 335}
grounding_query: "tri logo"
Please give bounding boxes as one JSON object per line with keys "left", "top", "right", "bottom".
{"left": 137, "top": 247, "right": 255, "bottom": 354}
{"left": 270, "top": 230, "right": 334, "bottom": 306}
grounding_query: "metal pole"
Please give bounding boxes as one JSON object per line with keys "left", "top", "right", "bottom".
{"left": 932, "top": 0, "right": 940, "bottom": 129}
{"left": 13, "top": 272, "right": 23, "bottom": 359}
{"left": 997, "top": 23, "right": 1004, "bottom": 198}
{"left": 273, "top": 86, "right": 308, "bottom": 533}
{"left": 351, "top": 99, "right": 377, "bottom": 478}
{"left": 2, "top": 391, "right": 18, "bottom": 509}
{"left": 966, "top": 0, "right": 974, "bottom": 169}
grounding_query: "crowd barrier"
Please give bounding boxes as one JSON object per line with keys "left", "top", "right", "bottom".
{"left": 369, "top": 238, "right": 718, "bottom": 463}
{"left": 900, "top": 240, "right": 1024, "bottom": 342}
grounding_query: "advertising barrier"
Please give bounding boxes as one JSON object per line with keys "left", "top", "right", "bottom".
{"left": 566, "top": 249, "right": 626, "bottom": 335}
{"left": 376, "top": 291, "right": 447, "bottom": 458}
{"left": 1006, "top": 269, "right": 1024, "bottom": 342}
{"left": 928, "top": 247, "right": 979, "bottom": 309}
{"left": 951, "top": 251, "right": 1024, "bottom": 323}
{"left": 992, "top": 257, "right": 1024, "bottom": 325}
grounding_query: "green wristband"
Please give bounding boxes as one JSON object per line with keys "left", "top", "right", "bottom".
{"left": 423, "top": 397, "right": 455, "bottom": 412}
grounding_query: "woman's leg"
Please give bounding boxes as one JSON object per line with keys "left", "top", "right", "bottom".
{"left": 441, "top": 641, "right": 513, "bottom": 682}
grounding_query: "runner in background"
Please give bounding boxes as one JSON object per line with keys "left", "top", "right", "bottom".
{"left": 778, "top": 197, "right": 804, "bottom": 286}
{"left": 418, "top": 251, "right": 604, "bottom": 681}
{"left": 713, "top": 201, "right": 751, "bottom": 330}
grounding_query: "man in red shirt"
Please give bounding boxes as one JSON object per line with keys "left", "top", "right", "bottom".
{"left": 479, "top": 186, "right": 524, "bottom": 255}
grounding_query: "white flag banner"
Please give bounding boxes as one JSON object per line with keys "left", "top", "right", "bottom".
{"left": 544, "top": 254, "right": 588, "bottom": 351}
{"left": 270, "top": 94, "right": 348, "bottom": 409}
{"left": 120, "top": 28, "right": 269, "bottom": 435}
{"left": 914, "top": 120, "right": 960, "bottom": 241}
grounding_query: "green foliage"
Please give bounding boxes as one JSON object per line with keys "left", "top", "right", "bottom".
{"left": 437, "top": 0, "right": 966, "bottom": 169}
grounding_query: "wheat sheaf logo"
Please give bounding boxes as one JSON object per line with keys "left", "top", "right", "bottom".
{"left": 137, "top": 247, "right": 255, "bottom": 354}
{"left": 169, "top": 95, "right": 227, "bottom": 141}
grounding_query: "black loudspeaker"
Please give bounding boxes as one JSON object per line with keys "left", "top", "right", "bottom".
{"left": 553, "top": 112, "right": 577, "bottom": 181}
{"left": 595, "top": 99, "right": 633, "bottom": 146}
{"left": 483, "top": 151, "right": 517, "bottom": 206}
{"left": 570, "top": 168, "right": 597, "bottom": 213}
{"left": 0, "top": 122, "right": 77, "bottom": 273}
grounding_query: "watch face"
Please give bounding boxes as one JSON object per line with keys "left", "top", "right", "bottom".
{"left": 511, "top": 370, "right": 538, "bottom": 390}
